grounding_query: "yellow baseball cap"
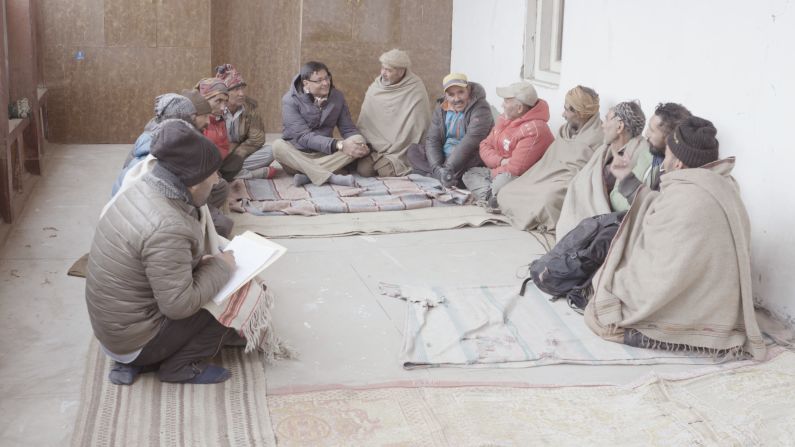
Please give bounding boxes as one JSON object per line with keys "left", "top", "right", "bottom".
{"left": 442, "top": 72, "right": 468, "bottom": 91}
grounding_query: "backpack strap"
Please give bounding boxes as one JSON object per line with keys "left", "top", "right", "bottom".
{"left": 519, "top": 277, "right": 533, "bottom": 296}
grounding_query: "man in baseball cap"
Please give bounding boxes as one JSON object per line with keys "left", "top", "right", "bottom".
{"left": 407, "top": 72, "right": 494, "bottom": 187}
{"left": 463, "top": 80, "right": 553, "bottom": 209}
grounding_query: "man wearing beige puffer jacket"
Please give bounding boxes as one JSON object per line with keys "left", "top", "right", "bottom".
{"left": 86, "top": 120, "right": 238, "bottom": 385}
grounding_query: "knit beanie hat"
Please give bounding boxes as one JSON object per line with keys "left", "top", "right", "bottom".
{"left": 153, "top": 93, "right": 196, "bottom": 123}
{"left": 180, "top": 89, "right": 212, "bottom": 116}
{"left": 379, "top": 49, "right": 411, "bottom": 69}
{"left": 195, "top": 78, "right": 229, "bottom": 100}
{"left": 215, "top": 64, "right": 247, "bottom": 90}
{"left": 150, "top": 120, "right": 222, "bottom": 187}
{"left": 666, "top": 116, "right": 719, "bottom": 168}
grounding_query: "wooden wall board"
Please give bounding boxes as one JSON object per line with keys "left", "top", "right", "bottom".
{"left": 7, "top": 0, "right": 37, "bottom": 103}
{"left": 157, "top": 0, "right": 210, "bottom": 48}
{"left": 103, "top": 0, "right": 156, "bottom": 48}
{"left": 39, "top": 0, "right": 211, "bottom": 143}
{"left": 210, "top": 0, "right": 301, "bottom": 133}
{"left": 38, "top": 0, "right": 451, "bottom": 141}
{"left": 301, "top": 0, "right": 452, "bottom": 124}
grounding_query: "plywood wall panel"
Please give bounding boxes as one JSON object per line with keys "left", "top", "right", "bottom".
{"left": 300, "top": 41, "right": 376, "bottom": 123}
{"left": 39, "top": 0, "right": 211, "bottom": 142}
{"left": 38, "top": 0, "right": 104, "bottom": 47}
{"left": 397, "top": 0, "right": 452, "bottom": 103}
{"left": 37, "top": 0, "right": 449, "bottom": 141}
{"left": 301, "top": 0, "right": 452, "bottom": 123}
{"left": 103, "top": 0, "right": 156, "bottom": 47}
{"left": 397, "top": 0, "right": 452, "bottom": 52}
{"left": 157, "top": 0, "right": 210, "bottom": 48}
{"left": 40, "top": 44, "right": 210, "bottom": 143}
{"left": 0, "top": 9, "right": 9, "bottom": 137}
{"left": 211, "top": 0, "right": 301, "bottom": 133}
{"left": 301, "top": 0, "right": 354, "bottom": 43}
{"left": 7, "top": 0, "right": 36, "bottom": 103}
{"left": 63, "top": 46, "right": 211, "bottom": 142}
{"left": 351, "top": 0, "right": 402, "bottom": 45}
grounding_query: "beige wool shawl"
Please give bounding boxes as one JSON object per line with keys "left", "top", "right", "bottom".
{"left": 357, "top": 71, "right": 431, "bottom": 175}
{"left": 497, "top": 113, "right": 604, "bottom": 232}
{"left": 584, "top": 158, "right": 766, "bottom": 360}
{"left": 556, "top": 135, "right": 650, "bottom": 241}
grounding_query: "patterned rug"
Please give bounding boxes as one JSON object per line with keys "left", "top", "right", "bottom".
{"left": 71, "top": 339, "right": 276, "bottom": 447}
{"left": 267, "top": 350, "right": 795, "bottom": 446}
{"left": 231, "top": 174, "right": 470, "bottom": 216}
{"left": 388, "top": 283, "right": 781, "bottom": 369}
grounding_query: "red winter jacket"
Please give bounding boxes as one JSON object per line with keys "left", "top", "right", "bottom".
{"left": 203, "top": 115, "right": 231, "bottom": 159}
{"left": 479, "top": 99, "right": 554, "bottom": 177}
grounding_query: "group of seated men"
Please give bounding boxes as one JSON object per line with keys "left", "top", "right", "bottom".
{"left": 86, "top": 48, "right": 765, "bottom": 386}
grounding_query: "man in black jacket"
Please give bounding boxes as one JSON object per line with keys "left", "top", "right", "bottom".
{"left": 408, "top": 73, "right": 494, "bottom": 187}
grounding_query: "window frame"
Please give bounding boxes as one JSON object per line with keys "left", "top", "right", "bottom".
{"left": 524, "top": 0, "right": 564, "bottom": 86}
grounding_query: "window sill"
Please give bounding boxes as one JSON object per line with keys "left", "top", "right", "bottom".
{"left": 526, "top": 78, "right": 560, "bottom": 90}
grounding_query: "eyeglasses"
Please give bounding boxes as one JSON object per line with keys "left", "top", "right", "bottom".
{"left": 306, "top": 77, "right": 331, "bottom": 84}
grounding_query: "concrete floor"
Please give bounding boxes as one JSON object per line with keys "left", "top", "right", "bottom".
{"left": 0, "top": 144, "right": 717, "bottom": 446}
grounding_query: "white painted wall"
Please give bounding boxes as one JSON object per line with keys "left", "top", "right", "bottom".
{"left": 452, "top": 0, "right": 795, "bottom": 323}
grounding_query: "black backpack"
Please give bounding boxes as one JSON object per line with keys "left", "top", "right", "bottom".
{"left": 519, "top": 211, "right": 627, "bottom": 310}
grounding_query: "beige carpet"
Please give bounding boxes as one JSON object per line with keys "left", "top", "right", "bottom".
{"left": 231, "top": 206, "right": 510, "bottom": 238}
{"left": 72, "top": 338, "right": 276, "bottom": 447}
{"left": 267, "top": 350, "right": 795, "bottom": 446}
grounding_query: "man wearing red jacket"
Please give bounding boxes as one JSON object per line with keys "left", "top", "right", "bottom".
{"left": 463, "top": 81, "right": 554, "bottom": 208}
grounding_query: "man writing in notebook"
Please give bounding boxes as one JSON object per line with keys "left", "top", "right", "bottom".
{"left": 85, "top": 120, "right": 240, "bottom": 385}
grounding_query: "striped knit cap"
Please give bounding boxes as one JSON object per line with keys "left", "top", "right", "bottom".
{"left": 195, "top": 78, "right": 229, "bottom": 100}
{"left": 215, "top": 64, "right": 246, "bottom": 90}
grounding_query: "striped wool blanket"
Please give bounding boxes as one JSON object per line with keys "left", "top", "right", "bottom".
{"left": 230, "top": 174, "right": 471, "bottom": 216}
{"left": 383, "top": 283, "right": 779, "bottom": 369}
{"left": 72, "top": 339, "right": 276, "bottom": 447}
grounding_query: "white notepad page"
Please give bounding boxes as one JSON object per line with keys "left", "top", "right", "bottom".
{"left": 211, "top": 231, "right": 287, "bottom": 305}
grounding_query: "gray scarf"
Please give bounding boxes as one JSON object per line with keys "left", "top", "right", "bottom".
{"left": 145, "top": 163, "right": 197, "bottom": 208}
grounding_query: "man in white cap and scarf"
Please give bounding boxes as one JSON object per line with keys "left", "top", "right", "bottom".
{"left": 356, "top": 48, "right": 432, "bottom": 177}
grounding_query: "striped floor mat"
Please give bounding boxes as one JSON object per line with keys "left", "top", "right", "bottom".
{"left": 71, "top": 339, "right": 275, "bottom": 447}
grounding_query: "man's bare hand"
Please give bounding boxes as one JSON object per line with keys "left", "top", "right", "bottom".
{"left": 609, "top": 147, "right": 633, "bottom": 181}
{"left": 216, "top": 250, "right": 236, "bottom": 270}
{"left": 341, "top": 140, "right": 369, "bottom": 158}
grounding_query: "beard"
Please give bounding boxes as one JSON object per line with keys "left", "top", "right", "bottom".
{"left": 649, "top": 144, "right": 666, "bottom": 157}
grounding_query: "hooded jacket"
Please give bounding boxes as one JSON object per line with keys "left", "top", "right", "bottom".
{"left": 424, "top": 81, "right": 494, "bottom": 174}
{"left": 479, "top": 99, "right": 554, "bottom": 177}
{"left": 281, "top": 74, "right": 360, "bottom": 154}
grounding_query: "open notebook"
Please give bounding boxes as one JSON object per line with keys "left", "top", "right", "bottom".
{"left": 211, "top": 231, "right": 287, "bottom": 305}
